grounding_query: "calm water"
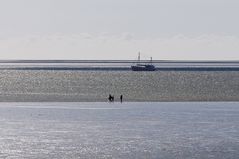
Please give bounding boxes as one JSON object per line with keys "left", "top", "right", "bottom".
{"left": 0, "top": 102, "right": 239, "bottom": 158}
{"left": 0, "top": 70, "right": 239, "bottom": 102}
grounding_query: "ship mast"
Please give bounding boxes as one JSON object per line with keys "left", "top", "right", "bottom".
{"left": 138, "top": 52, "right": 140, "bottom": 64}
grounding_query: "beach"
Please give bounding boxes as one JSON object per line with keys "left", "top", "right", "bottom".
{"left": 0, "top": 63, "right": 239, "bottom": 158}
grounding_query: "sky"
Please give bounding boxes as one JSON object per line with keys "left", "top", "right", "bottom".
{"left": 0, "top": 0, "right": 239, "bottom": 60}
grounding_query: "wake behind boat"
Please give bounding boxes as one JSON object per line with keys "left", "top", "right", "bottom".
{"left": 131, "top": 53, "right": 156, "bottom": 71}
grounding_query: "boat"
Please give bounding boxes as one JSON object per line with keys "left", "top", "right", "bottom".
{"left": 131, "top": 53, "right": 156, "bottom": 71}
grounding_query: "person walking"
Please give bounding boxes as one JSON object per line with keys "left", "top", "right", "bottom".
{"left": 108, "top": 94, "right": 112, "bottom": 102}
{"left": 120, "top": 95, "right": 123, "bottom": 103}
{"left": 112, "top": 95, "right": 114, "bottom": 102}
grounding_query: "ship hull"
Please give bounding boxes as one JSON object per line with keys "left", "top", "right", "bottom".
{"left": 131, "top": 65, "right": 156, "bottom": 71}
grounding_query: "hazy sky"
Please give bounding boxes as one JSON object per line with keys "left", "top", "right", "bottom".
{"left": 0, "top": 0, "right": 239, "bottom": 60}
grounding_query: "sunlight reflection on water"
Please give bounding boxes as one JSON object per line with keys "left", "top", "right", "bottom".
{"left": 0, "top": 102, "right": 239, "bottom": 159}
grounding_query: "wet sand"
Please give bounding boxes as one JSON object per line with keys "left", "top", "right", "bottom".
{"left": 0, "top": 102, "right": 239, "bottom": 158}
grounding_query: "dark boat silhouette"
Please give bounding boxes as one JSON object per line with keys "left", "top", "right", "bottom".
{"left": 131, "top": 53, "right": 156, "bottom": 71}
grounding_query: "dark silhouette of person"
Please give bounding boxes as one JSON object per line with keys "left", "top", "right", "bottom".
{"left": 108, "top": 94, "right": 112, "bottom": 102}
{"left": 120, "top": 95, "right": 123, "bottom": 103}
{"left": 112, "top": 95, "right": 114, "bottom": 102}
{"left": 108, "top": 94, "right": 115, "bottom": 102}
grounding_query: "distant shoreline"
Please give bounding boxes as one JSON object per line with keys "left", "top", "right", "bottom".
{"left": 1, "top": 60, "right": 239, "bottom": 71}
{"left": 1, "top": 66, "right": 239, "bottom": 71}
{"left": 1, "top": 60, "right": 239, "bottom": 63}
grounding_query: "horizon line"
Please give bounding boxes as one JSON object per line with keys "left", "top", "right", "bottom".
{"left": 1, "top": 59, "right": 239, "bottom": 64}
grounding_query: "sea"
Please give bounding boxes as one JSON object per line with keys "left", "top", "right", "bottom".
{"left": 0, "top": 61, "right": 239, "bottom": 102}
{"left": 0, "top": 61, "right": 239, "bottom": 158}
